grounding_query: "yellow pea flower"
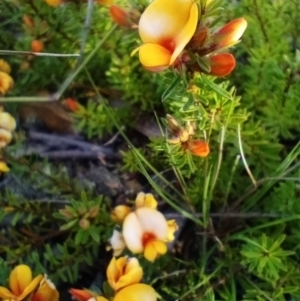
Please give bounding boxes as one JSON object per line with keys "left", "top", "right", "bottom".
{"left": 0, "top": 71, "right": 14, "bottom": 95}
{"left": 166, "top": 219, "right": 179, "bottom": 242}
{"left": 122, "top": 207, "right": 169, "bottom": 262}
{"left": 31, "top": 275, "right": 59, "bottom": 301}
{"left": 114, "top": 283, "right": 157, "bottom": 301}
{"left": 0, "top": 161, "right": 9, "bottom": 173}
{"left": 133, "top": 0, "right": 198, "bottom": 72}
{"left": 107, "top": 257, "right": 143, "bottom": 291}
{"left": 135, "top": 192, "right": 157, "bottom": 209}
{"left": 0, "top": 59, "right": 11, "bottom": 74}
{"left": 111, "top": 205, "right": 131, "bottom": 223}
{"left": 0, "top": 265, "right": 43, "bottom": 301}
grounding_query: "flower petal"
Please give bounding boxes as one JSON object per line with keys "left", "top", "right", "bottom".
{"left": 138, "top": 43, "right": 171, "bottom": 72}
{"left": 69, "top": 289, "right": 94, "bottom": 301}
{"left": 17, "top": 275, "right": 43, "bottom": 301}
{"left": 111, "top": 205, "right": 131, "bottom": 223}
{"left": 170, "top": 2, "right": 198, "bottom": 64}
{"left": 135, "top": 208, "right": 168, "bottom": 240}
{"left": 9, "top": 265, "right": 33, "bottom": 296}
{"left": 31, "top": 276, "right": 59, "bottom": 301}
{"left": 0, "top": 286, "right": 16, "bottom": 299}
{"left": 135, "top": 192, "right": 157, "bottom": 209}
{"left": 139, "top": 0, "right": 197, "bottom": 45}
{"left": 122, "top": 212, "right": 144, "bottom": 253}
{"left": 108, "top": 230, "right": 126, "bottom": 257}
{"left": 114, "top": 284, "right": 157, "bottom": 301}
{"left": 209, "top": 53, "right": 236, "bottom": 77}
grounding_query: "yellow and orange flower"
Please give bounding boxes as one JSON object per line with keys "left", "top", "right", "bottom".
{"left": 0, "top": 71, "right": 14, "bottom": 95}
{"left": 107, "top": 257, "right": 142, "bottom": 291}
{"left": 31, "top": 275, "right": 59, "bottom": 301}
{"left": 0, "top": 265, "right": 43, "bottom": 301}
{"left": 122, "top": 207, "right": 169, "bottom": 262}
{"left": 133, "top": 0, "right": 198, "bottom": 72}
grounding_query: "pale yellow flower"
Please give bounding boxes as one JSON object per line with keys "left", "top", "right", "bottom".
{"left": 0, "top": 112, "right": 17, "bottom": 132}
{"left": 0, "top": 161, "right": 9, "bottom": 173}
{"left": 122, "top": 207, "right": 169, "bottom": 261}
{"left": 107, "top": 257, "right": 143, "bottom": 291}
{"left": 0, "top": 128, "right": 12, "bottom": 148}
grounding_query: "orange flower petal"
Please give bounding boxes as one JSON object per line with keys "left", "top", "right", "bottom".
{"left": 188, "top": 140, "right": 210, "bottom": 157}
{"left": 69, "top": 289, "right": 93, "bottom": 301}
{"left": 114, "top": 284, "right": 157, "bottom": 301}
{"left": 138, "top": 43, "right": 171, "bottom": 72}
{"left": 209, "top": 53, "right": 236, "bottom": 77}
{"left": 110, "top": 5, "right": 131, "bottom": 28}
{"left": 216, "top": 18, "right": 247, "bottom": 48}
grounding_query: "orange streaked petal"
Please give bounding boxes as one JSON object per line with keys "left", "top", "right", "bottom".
{"left": 188, "top": 140, "right": 210, "bottom": 157}
{"left": 138, "top": 43, "right": 171, "bottom": 72}
{"left": 69, "top": 289, "right": 93, "bottom": 301}
{"left": 216, "top": 18, "right": 247, "bottom": 48}
{"left": 9, "top": 265, "right": 33, "bottom": 296}
{"left": 170, "top": 2, "right": 198, "bottom": 64}
{"left": 31, "top": 277, "right": 59, "bottom": 301}
{"left": 114, "top": 284, "right": 157, "bottom": 301}
{"left": 17, "top": 274, "right": 43, "bottom": 301}
{"left": 209, "top": 53, "right": 236, "bottom": 77}
{"left": 110, "top": 5, "right": 131, "bottom": 28}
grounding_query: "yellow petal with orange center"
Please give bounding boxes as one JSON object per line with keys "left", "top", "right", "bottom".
{"left": 138, "top": 44, "right": 171, "bottom": 72}
{"left": 10, "top": 265, "right": 33, "bottom": 296}
{"left": 114, "top": 284, "right": 157, "bottom": 301}
{"left": 17, "top": 274, "right": 43, "bottom": 301}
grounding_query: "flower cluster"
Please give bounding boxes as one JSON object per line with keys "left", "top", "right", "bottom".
{"left": 132, "top": 0, "right": 247, "bottom": 76}
{"left": 70, "top": 256, "right": 156, "bottom": 301}
{"left": 0, "top": 264, "right": 59, "bottom": 301}
{"left": 109, "top": 192, "right": 178, "bottom": 262}
{"left": 167, "top": 114, "right": 210, "bottom": 157}
{"left": 0, "top": 59, "right": 14, "bottom": 95}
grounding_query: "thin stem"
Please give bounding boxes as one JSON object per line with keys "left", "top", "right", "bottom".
{"left": 237, "top": 123, "right": 257, "bottom": 188}
{"left": 0, "top": 50, "right": 80, "bottom": 57}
